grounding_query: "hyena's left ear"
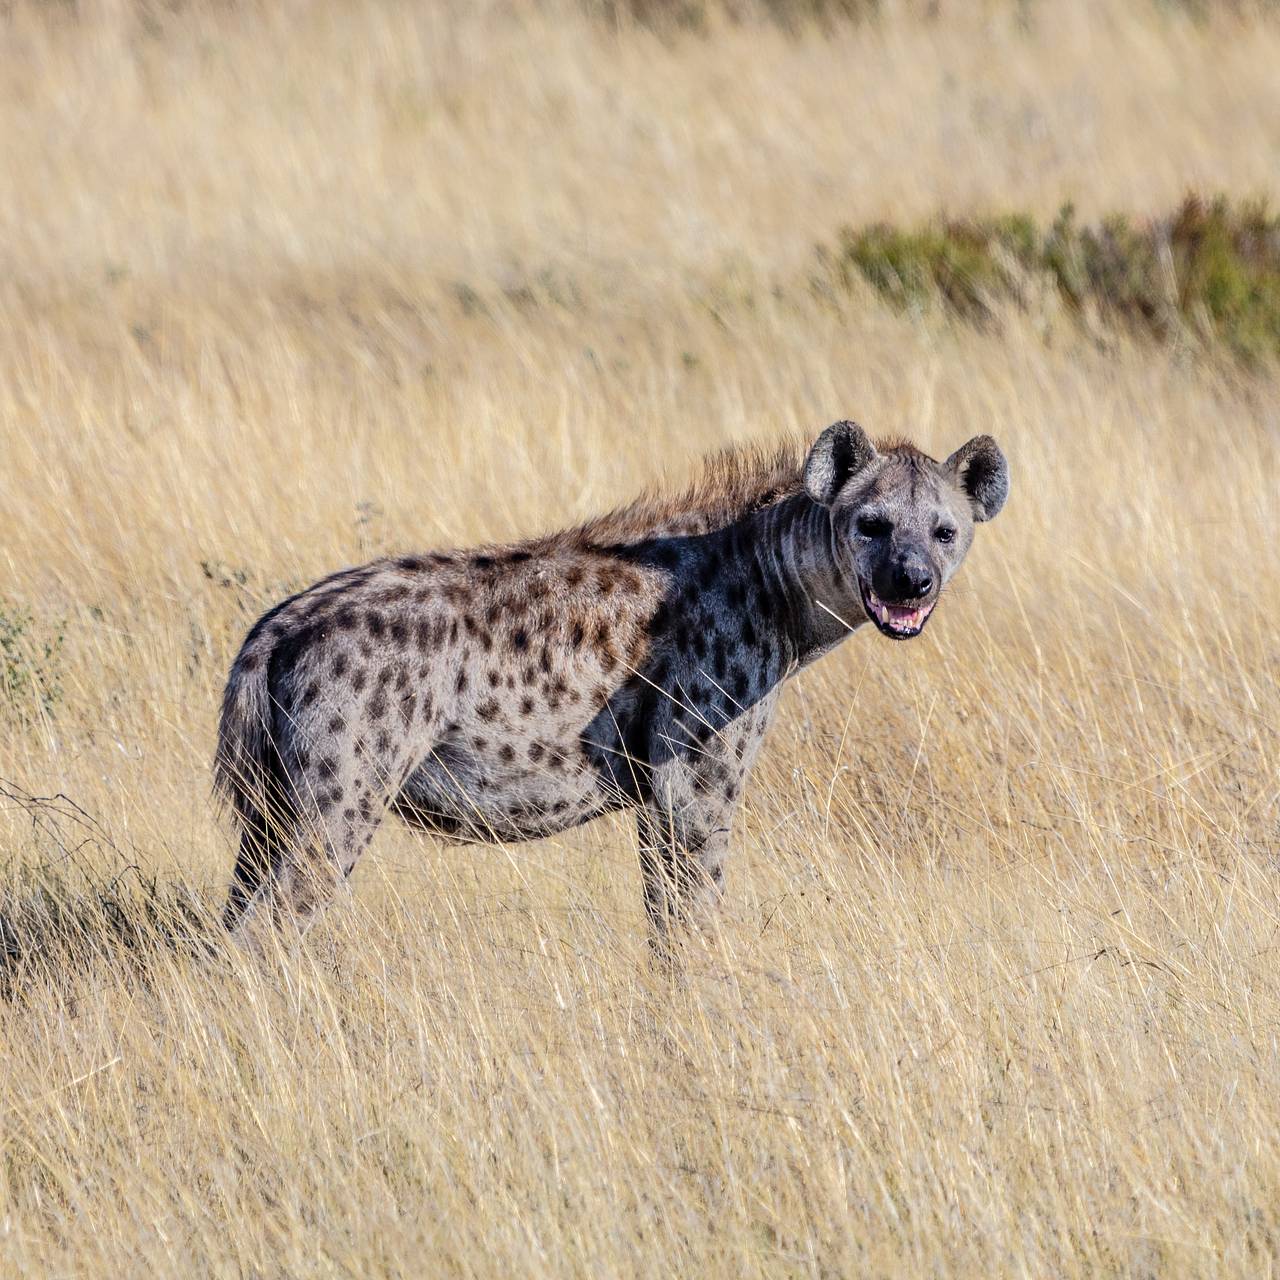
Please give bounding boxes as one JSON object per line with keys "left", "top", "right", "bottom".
{"left": 945, "top": 435, "right": 1009, "bottom": 522}
{"left": 803, "top": 420, "right": 877, "bottom": 507}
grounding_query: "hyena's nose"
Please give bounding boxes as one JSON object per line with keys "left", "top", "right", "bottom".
{"left": 894, "top": 565, "right": 934, "bottom": 600}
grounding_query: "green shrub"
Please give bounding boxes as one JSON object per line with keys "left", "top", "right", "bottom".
{"left": 585, "top": 0, "right": 881, "bottom": 34}
{"left": 828, "top": 195, "right": 1280, "bottom": 364}
{"left": 0, "top": 604, "right": 65, "bottom": 720}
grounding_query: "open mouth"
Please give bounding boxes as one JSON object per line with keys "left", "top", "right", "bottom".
{"left": 859, "top": 581, "right": 937, "bottom": 640}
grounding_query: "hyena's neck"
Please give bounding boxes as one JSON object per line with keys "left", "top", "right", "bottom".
{"left": 712, "top": 491, "right": 866, "bottom": 672}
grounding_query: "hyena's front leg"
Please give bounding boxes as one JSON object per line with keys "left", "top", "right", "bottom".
{"left": 637, "top": 760, "right": 741, "bottom": 958}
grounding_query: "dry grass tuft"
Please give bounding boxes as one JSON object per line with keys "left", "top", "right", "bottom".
{"left": 2, "top": 0, "right": 1280, "bottom": 1275}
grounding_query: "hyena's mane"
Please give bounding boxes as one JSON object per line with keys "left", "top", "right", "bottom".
{"left": 571, "top": 437, "right": 809, "bottom": 545}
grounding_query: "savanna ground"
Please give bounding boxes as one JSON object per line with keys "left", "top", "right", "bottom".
{"left": 2, "top": 1, "right": 1279, "bottom": 1274}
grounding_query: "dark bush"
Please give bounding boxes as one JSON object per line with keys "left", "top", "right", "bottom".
{"left": 827, "top": 195, "right": 1280, "bottom": 363}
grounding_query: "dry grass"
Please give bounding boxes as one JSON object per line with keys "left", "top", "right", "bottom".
{"left": 2, "top": 1, "right": 1280, "bottom": 1274}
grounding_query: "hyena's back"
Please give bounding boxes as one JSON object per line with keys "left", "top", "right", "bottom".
{"left": 214, "top": 546, "right": 667, "bottom": 924}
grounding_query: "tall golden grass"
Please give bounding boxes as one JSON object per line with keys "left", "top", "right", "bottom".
{"left": 2, "top": 1, "right": 1279, "bottom": 1274}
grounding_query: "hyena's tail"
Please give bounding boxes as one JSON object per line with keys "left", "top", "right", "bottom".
{"left": 213, "top": 623, "right": 293, "bottom": 931}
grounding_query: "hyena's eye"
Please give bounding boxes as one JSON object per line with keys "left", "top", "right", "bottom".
{"left": 934, "top": 526, "right": 956, "bottom": 544}
{"left": 856, "top": 515, "right": 892, "bottom": 539}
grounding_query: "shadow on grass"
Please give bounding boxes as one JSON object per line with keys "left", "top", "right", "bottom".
{"left": 0, "top": 778, "right": 221, "bottom": 1000}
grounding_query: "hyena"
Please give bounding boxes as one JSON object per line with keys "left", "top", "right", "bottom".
{"left": 215, "top": 421, "right": 1008, "bottom": 949}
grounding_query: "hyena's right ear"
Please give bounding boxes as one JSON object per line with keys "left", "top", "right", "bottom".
{"left": 803, "top": 420, "right": 877, "bottom": 507}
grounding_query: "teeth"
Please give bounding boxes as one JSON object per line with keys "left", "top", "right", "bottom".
{"left": 865, "top": 588, "right": 932, "bottom": 633}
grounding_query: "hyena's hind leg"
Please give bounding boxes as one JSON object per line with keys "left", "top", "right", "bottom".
{"left": 225, "top": 713, "right": 422, "bottom": 941}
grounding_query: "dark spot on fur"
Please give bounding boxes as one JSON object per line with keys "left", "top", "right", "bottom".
{"left": 565, "top": 566, "right": 584, "bottom": 588}
{"left": 474, "top": 555, "right": 495, "bottom": 570}
{"left": 317, "top": 756, "right": 338, "bottom": 780}
{"left": 366, "top": 612, "right": 386, "bottom": 639}
{"left": 352, "top": 669, "right": 368, "bottom": 694}
{"left": 712, "top": 636, "right": 728, "bottom": 680}
{"left": 456, "top": 670, "right": 468, "bottom": 693}
{"left": 520, "top": 696, "right": 535, "bottom": 715}
{"left": 382, "top": 585, "right": 410, "bottom": 605}
{"left": 512, "top": 627, "right": 529, "bottom": 651}
{"left": 328, "top": 714, "right": 345, "bottom": 733}
{"left": 367, "top": 689, "right": 388, "bottom": 720}
{"left": 239, "top": 652, "right": 260, "bottom": 673}
{"left": 376, "top": 730, "right": 391, "bottom": 753}
{"left": 528, "top": 742, "right": 544, "bottom": 762}
{"left": 389, "top": 619, "right": 408, "bottom": 645}
{"left": 477, "top": 698, "right": 499, "bottom": 721}
{"left": 397, "top": 556, "right": 429, "bottom": 572}
{"left": 499, "top": 745, "right": 515, "bottom": 764}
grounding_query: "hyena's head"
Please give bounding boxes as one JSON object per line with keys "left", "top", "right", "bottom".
{"left": 803, "top": 420, "right": 1009, "bottom": 640}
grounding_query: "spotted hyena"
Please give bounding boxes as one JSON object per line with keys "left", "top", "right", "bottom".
{"left": 215, "top": 421, "right": 1008, "bottom": 949}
